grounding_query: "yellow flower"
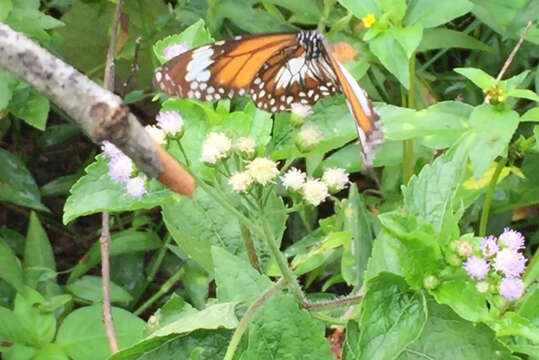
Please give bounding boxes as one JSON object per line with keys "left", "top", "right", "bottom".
{"left": 362, "top": 13, "right": 376, "bottom": 28}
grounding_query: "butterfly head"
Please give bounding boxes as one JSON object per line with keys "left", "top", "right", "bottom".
{"left": 297, "top": 31, "right": 325, "bottom": 60}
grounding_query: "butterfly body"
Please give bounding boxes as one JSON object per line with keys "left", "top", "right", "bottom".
{"left": 154, "top": 30, "right": 383, "bottom": 166}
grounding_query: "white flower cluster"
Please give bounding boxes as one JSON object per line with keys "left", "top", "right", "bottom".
{"left": 281, "top": 167, "right": 350, "bottom": 206}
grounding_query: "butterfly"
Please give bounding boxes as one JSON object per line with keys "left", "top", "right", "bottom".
{"left": 153, "top": 30, "right": 383, "bottom": 166}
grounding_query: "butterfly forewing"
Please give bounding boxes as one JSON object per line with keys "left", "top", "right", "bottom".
{"left": 154, "top": 34, "right": 298, "bottom": 103}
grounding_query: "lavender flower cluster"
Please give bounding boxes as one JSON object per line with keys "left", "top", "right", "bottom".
{"left": 463, "top": 228, "right": 528, "bottom": 301}
{"left": 102, "top": 141, "right": 147, "bottom": 199}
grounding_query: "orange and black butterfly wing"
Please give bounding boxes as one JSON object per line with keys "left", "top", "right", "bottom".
{"left": 249, "top": 40, "right": 341, "bottom": 112}
{"left": 321, "top": 39, "right": 383, "bottom": 166}
{"left": 153, "top": 34, "right": 298, "bottom": 102}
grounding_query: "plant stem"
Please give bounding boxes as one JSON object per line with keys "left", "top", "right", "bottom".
{"left": 403, "top": 53, "right": 416, "bottom": 185}
{"left": 177, "top": 140, "right": 190, "bottom": 167}
{"left": 302, "top": 293, "right": 363, "bottom": 311}
{"left": 479, "top": 158, "right": 507, "bottom": 237}
{"left": 317, "top": 0, "right": 337, "bottom": 33}
{"left": 131, "top": 233, "right": 172, "bottom": 308}
{"left": 223, "top": 279, "right": 287, "bottom": 360}
{"left": 259, "top": 209, "right": 305, "bottom": 303}
{"left": 134, "top": 266, "right": 185, "bottom": 316}
{"left": 241, "top": 224, "right": 262, "bottom": 273}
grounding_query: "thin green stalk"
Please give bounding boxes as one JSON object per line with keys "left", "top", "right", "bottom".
{"left": 403, "top": 54, "right": 416, "bottom": 185}
{"left": 279, "top": 157, "right": 296, "bottom": 175}
{"left": 134, "top": 267, "right": 185, "bottom": 316}
{"left": 259, "top": 209, "right": 305, "bottom": 303}
{"left": 131, "top": 233, "right": 172, "bottom": 308}
{"left": 177, "top": 141, "right": 190, "bottom": 167}
{"left": 317, "top": 0, "right": 336, "bottom": 33}
{"left": 223, "top": 279, "right": 287, "bottom": 360}
{"left": 479, "top": 158, "right": 507, "bottom": 237}
{"left": 303, "top": 293, "right": 363, "bottom": 311}
{"left": 367, "top": 69, "right": 390, "bottom": 104}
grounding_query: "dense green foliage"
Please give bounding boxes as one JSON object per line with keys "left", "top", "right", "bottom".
{"left": 1, "top": 0, "right": 538, "bottom": 359}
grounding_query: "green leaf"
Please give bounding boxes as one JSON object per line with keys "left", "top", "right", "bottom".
{"left": 67, "top": 230, "right": 161, "bottom": 283}
{"left": 391, "top": 25, "right": 423, "bottom": 59}
{"left": 402, "top": 137, "right": 470, "bottom": 232}
{"left": 153, "top": 19, "right": 213, "bottom": 65}
{"left": 337, "top": 0, "right": 380, "bottom": 17}
{"left": 378, "top": 212, "right": 442, "bottom": 287}
{"left": 66, "top": 275, "right": 133, "bottom": 304}
{"left": 404, "top": 0, "right": 473, "bottom": 28}
{"left": 418, "top": 28, "right": 492, "bottom": 52}
{"left": 454, "top": 67, "right": 497, "bottom": 90}
{"left": 1, "top": 343, "right": 36, "bottom": 360}
{"left": 0, "top": 237, "right": 24, "bottom": 293}
{"left": 0, "top": 227, "right": 26, "bottom": 256}
{"left": 0, "top": 68, "right": 15, "bottom": 110}
{"left": 270, "top": 96, "right": 357, "bottom": 160}
{"left": 56, "top": 305, "right": 145, "bottom": 360}
{"left": 237, "top": 293, "right": 334, "bottom": 359}
{"left": 0, "top": 306, "right": 27, "bottom": 343}
{"left": 24, "top": 211, "right": 56, "bottom": 272}
{"left": 63, "top": 156, "right": 176, "bottom": 224}
{"left": 212, "top": 246, "right": 273, "bottom": 303}
{"left": 0, "top": 0, "right": 12, "bottom": 21}
{"left": 5, "top": 7, "right": 63, "bottom": 42}
{"left": 150, "top": 302, "right": 239, "bottom": 338}
{"left": 467, "top": 104, "right": 520, "bottom": 179}
{"left": 0, "top": 148, "right": 48, "bottom": 211}
{"left": 506, "top": 89, "right": 539, "bottom": 102}
{"left": 182, "top": 261, "right": 210, "bottom": 309}
{"left": 501, "top": 70, "right": 530, "bottom": 91}
{"left": 382, "top": 101, "right": 472, "bottom": 149}
{"left": 342, "top": 319, "right": 360, "bottom": 360}
{"left": 162, "top": 187, "right": 240, "bottom": 274}
{"left": 292, "top": 231, "right": 350, "bottom": 275}
{"left": 341, "top": 184, "right": 375, "bottom": 286}
{"left": 214, "top": 0, "right": 296, "bottom": 34}
{"left": 8, "top": 86, "right": 50, "bottom": 130}
{"left": 40, "top": 174, "right": 80, "bottom": 197}
{"left": 320, "top": 143, "right": 363, "bottom": 174}
{"left": 370, "top": 31, "right": 410, "bottom": 89}
{"left": 432, "top": 279, "right": 490, "bottom": 323}
{"left": 109, "top": 296, "right": 232, "bottom": 360}
{"left": 33, "top": 343, "right": 69, "bottom": 360}
{"left": 397, "top": 298, "right": 515, "bottom": 360}
{"left": 37, "top": 124, "right": 82, "bottom": 149}
{"left": 14, "top": 289, "right": 56, "bottom": 347}
{"left": 357, "top": 273, "right": 427, "bottom": 360}
{"left": 111, "top": 329, "right": 231, "bottom": 360}
{"left": 377, "top": 0, "right": 407, "bottom": 23}
{"left": 472, "top": 0, "right": 539, "bottom": 45}
{"left": 365, "top": 230, "right": 405, "bottom": 281}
